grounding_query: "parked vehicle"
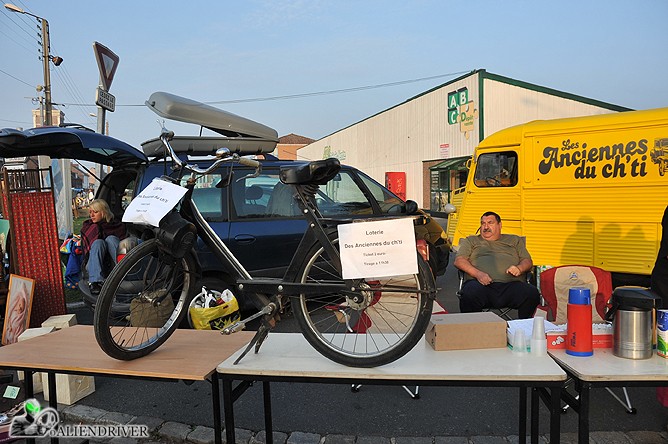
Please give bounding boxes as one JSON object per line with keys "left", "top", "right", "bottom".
{"left": 0, "top": 93, "right": 448, "bottom": 311}
{"left": 447, "top": 107, "right": 668, "bottom": 284}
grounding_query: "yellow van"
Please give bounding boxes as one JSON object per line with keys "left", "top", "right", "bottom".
{"left": 448, "top": 107, "right": 668, "bottom": 283}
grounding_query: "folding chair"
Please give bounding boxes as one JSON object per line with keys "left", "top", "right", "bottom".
{"left": 536, "top": 265, "right": 636, "bottom": 414}
{"left": 456, "top": 269, "right": 521, "bottom": 320}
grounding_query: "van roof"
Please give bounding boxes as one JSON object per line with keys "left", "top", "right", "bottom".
{"left": 478, "top": 107, "right": 668, "bottom": 149}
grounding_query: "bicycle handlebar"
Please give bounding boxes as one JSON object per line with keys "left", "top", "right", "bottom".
{"left": 237, "top": 157, "right": 260, "bottom": 168}
{"left": 158, "top": 128, "right": 261, "bottom": 176}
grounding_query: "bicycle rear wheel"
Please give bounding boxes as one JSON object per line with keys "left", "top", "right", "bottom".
{"left": 94, "top": 238, "right": 198, "bottom": 360}
{"left": 292, "top": 240, "right": 435, "bottom": 367}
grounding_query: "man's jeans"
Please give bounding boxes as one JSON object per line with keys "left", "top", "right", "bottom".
{"left": 87, "top": 236, "right": 120, "bottom": 283}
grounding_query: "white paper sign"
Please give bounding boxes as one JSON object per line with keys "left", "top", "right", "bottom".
{"left": 122, "top": 178, "right": 188, "bottom": 227}
{"left": 338, "top": 218, "right": 418, "bottom": 279}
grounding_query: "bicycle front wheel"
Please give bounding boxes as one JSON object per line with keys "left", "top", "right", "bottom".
{"left": 94, "top": 238, "right": 198, "bottom": 360}
{"left": 292, "top": 240, "right": 435, "bottom": 367}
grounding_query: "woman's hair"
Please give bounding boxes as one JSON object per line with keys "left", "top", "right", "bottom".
{"left": 89, "top": 199, "right": 113, "bottom": 223}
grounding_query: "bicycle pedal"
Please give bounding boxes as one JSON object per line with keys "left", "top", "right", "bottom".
{"left": 221, "top": 322, "right": 245, "bottom": 335}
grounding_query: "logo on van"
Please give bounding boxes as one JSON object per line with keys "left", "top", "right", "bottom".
{"left": 447, "top": 88, "right": 478, "bottom": 140}
{"left": 650, "top": 138, "right": 668, "bottom": 176}
{"left": 538, "top": 138, "right": 652, "bottom": 180}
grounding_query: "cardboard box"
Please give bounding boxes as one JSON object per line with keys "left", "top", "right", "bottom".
{"left": 41, "top": 314, "right": 77, "bottom": 330}
{"left": 546, "top": 331, "right": 613, "bottom": 349}
{"left": 425, "top": 312, "right": 507, "bottom": 351}
{"left": 16, "top": 327, "right": 56, "bottom": 394}
{"left": 42, "top": 374, "right": 95, "bottom": 405}
{"left": 546, "top": 323, "right": 613, "bottom": 349}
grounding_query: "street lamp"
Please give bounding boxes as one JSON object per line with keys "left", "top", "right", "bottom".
{"left": 5, "top": 3, "right": 63, "bottom": 127}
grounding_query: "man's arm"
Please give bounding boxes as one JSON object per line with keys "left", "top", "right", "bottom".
{"left": 505, "top": 258, "right": 533, "bottom": 277}
{"left": 454, "top": 255, "right": 493, "bottom": 285}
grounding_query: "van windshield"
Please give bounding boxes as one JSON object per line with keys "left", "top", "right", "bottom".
{"left": 473, "top": 151, "right": 518, "bottom": 187}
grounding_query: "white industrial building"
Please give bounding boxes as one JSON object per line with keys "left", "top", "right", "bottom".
{"left": 297, "top": 69, "right": 630, "bottom": 214}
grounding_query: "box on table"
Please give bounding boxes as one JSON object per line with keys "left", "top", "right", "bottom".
{"left": 41, "top": 314, "right": 77, "bottom": 330}
{"left": 425, "top": 312, "right": 507, "bottom": 351}
{"left": 16, "top": 327, "right": 57, "bottom": 394}
{"left": 546, "top": 323, "right": 613, "bottom": 349}
{"left": 42, "top": 373, "right": 95, "bottom": 405}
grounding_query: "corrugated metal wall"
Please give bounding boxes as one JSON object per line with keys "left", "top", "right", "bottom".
{"left": 482, "top": 80, "right": 617, "bottom": 138}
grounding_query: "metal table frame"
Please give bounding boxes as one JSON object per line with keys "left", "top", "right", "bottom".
{"left": 0, "top": 326, "right": 254, "bottom": 444}
{"left": 548, "top": 348, "right": 668, "bottom": 444}
{"left": 218, "top": 333, "right": 567, "bottom": 444}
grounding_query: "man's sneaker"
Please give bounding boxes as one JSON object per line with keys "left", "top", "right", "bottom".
{"left": 89, "top": 282, "right": 102, "bottom": 295}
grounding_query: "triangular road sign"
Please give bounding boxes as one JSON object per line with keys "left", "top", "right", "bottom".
{"left": 93, "top": 42, "right": 120, "bottom": 91}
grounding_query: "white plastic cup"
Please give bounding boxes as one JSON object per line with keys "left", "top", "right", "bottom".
{"left": 531, "top": 316, "right": 547, "bottom": 356}
{"left": 532, "top": 316, "right": 546, "bottom": 340}
{"left": 531, "top": 338, "right": 547, "bottom": 356}
{"left": 513, "top": 329, "right": 528, "bottom": 355}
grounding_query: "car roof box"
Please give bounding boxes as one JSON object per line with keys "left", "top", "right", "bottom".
{"left": 144, "top": 91, "right": 278, "bottom": 156}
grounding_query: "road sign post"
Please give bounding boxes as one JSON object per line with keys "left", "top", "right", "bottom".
{"left": 92, "top": 42, "right": 119, "bottom": 136}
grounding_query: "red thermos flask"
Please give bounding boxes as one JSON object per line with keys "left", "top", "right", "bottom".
{"left": 566, "top": 287, "right": 593, "bottom": 356}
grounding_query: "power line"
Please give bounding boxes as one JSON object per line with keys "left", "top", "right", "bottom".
{"left": 0, "top": 67, "right": 34, "bottom": 88}
{"left": 59, "top": 71, "right": 469, "bottom": 108}
{"left": 0, "top": 9, "right": 41, "bottom": 45}
{"left": 206, "top": 71, "right": 469, "bottom": 104}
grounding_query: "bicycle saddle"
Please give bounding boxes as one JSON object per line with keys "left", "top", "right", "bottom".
{"left": 279, "top": 158, "right": 341, "bottom": 185}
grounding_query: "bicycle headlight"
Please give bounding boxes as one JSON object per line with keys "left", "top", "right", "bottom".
{"left": 157, "top": 212, "right": 197, "bottom": 258}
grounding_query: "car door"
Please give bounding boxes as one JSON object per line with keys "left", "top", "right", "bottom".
{"left": 226, "top": 167, "right": 307, "bottom": 277}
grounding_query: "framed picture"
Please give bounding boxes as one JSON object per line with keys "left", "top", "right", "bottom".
{"left": 0, "top": 219, "right": 8, "bottom": 256}
{"left": 2, "top": 275, "right": 36, "bottom": 345}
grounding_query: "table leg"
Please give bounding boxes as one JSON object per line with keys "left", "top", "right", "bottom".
{"left": 211, "top": 374, "right": 222, "bottom": 444}
{"left": 530, "top": 387, "right": 539, "bottom": 444}
{"left": 222, "top": 378, "right": 236, "bottom": 444}
{"left": 578, "top": 384, "right": 590, "bottom": 444}
{"left": 519, "top": 386, "right": 527, "bottom": 444}
{"left": 549, "top": 386, "right": 562, "bottom": 444}
{"left": 47, "top": 372, "right": 58, "bottom": 444}
{"left": 263, "top": 381, "right": 273, "bottom": 444}
{"left": 23, "top": 368, "right": 35, "bottom": 444}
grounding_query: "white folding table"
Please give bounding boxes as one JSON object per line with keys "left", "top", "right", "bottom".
{"left": 217, "top": 333, "right": 567, "bottom": 444}
{"left": 549, "top": 348, "right": 668, "bottom": 443}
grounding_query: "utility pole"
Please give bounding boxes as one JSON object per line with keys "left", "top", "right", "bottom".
{"left": 39, "top": 16, "right": 52, "bottom": 126}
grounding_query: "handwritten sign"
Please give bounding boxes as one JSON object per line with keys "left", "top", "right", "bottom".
{"left": 338, "top": 218, "right": 417, "bottom": 279}
{"left": 122, "top": 178, "right": 188, "bottom": 227}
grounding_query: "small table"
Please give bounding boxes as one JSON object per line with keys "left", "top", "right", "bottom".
{"left": 217, "top": 333, "right": 567, "bottom": 444}
{"left": 0, "top": 325, "right": 254, "bottom": 444}
{"left": 549, "top": 348, "right": 668, "bottom": 443}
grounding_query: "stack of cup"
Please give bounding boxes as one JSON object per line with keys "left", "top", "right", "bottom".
{"left": 531, "top": 316, "right": 547, "bottom": 356}
{"left": 512, "top": 329, "right": 528, "bottom": 355}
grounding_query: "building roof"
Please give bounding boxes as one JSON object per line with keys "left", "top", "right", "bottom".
{"left": 278, "top": 133, "right": 315, "bottom": 144}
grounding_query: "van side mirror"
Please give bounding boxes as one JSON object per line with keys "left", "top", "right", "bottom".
{"left": 404, "top": 200, "right": 419, "bottom": 215}
{"left": 444, "top": 203, "right": 456, "bottom": 214}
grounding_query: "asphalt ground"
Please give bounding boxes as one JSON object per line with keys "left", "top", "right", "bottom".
{"left": 61, "top": 258, "right": 668, "bottom": 439}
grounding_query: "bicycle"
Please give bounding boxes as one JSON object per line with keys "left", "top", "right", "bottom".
{"left": 93, "top": 129, "right": 437, "bottom": 368}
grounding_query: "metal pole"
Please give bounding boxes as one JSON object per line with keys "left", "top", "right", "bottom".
{"left": 40, "top": 17, "right": 52, "bottom": 126}
{"left": 96, "top": 105, "right": 106, "bottom": 134}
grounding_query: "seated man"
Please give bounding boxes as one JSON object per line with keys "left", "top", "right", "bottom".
{"left": 454, "top": 211, "right": 540, "bottom": 319}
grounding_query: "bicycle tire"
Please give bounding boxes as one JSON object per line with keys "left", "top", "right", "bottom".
{"left": 94, "top": 238, "right": 198, "bottom": 360}
{"left": 292, "top": 238, "right": 435, "bottom": 367}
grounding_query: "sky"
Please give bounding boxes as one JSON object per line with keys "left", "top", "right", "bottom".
{"left": 1, "top": 0, "right": 667, "bottom": 151}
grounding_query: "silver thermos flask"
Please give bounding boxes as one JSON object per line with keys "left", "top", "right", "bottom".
{"left": 605, "top": 286, "right": 661, "bottom": 360}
